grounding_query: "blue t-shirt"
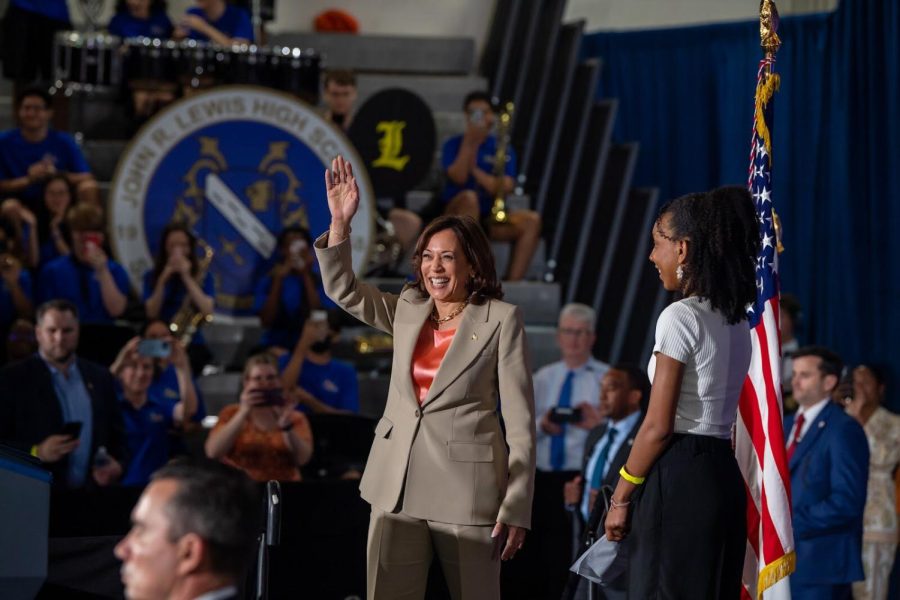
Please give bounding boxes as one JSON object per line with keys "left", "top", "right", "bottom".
{"left": 149, "top": 363, "right": 207, "bottom": 423}
{"left": 12, "top": 0, "right": 69, "bottom": 22}
{"left": 119, "top": 392, "right": 173, "bottom": 487}
{"left": 108, "top": 10, "right": 173, "bottom": 38}
{"left": 441, "top": 134, "right": 518, "bottom": 217}
{"left": 253, "top": 272, "right": 333, "bottom": 349}
{"left": 37, "top": 255, "right": 131, "bottom": 324}
{"left": 278, "top": 354, "right": 359, "bottom": 413}
{"left": 0, "top": 129, "right": 90, "bottom": 205}
{"left": 186, "top": 6, "right": 253, "bottom": 42}
{"left": 0, "top": 269, "right": 32, "bottom": 331}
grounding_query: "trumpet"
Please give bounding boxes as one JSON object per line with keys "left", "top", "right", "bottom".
{"left": 489, "top": 102, "right": 515, "bottom": 224}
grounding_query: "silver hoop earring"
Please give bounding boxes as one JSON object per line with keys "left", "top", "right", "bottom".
{"left": 676, "top": 265, "right": 684, "bottom": 282}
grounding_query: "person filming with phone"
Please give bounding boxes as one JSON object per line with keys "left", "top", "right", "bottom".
{"left": 205, "top": 353, "right": 313, "bottom": 481}
{"left": 37, "top": 203, "right": 130, "bottom": 324}
{"left": 0, "top": 299, "right": 126, "bottom": 488}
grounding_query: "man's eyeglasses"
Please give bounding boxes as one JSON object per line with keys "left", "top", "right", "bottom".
{"left": 558, "top": 328, "right": 592, "bottom": 337}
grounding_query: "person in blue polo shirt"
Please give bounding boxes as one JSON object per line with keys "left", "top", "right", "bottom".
{"left": 280, "top": 311, "right": 359, "bottom": 414}
{"left": 0, "top": 87, "right": 98, "bottom": 208}
{"left": 172, "top": 0, "right": 252, "bottom": 45}
{"left": 139, "top": 319, "right": 207, "bottom": 425}
{"left": 116, "top": 352, "right": 197, "bottom": 486}
{"left": 108, "top": 0, "right": 174, "bottom": 39}
{"left": 37, "top": 203, "right": 131, "bottom": 324}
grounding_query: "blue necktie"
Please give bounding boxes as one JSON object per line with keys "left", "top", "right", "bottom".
{"left": 589, "top": 427, "right": 619, "bottom": 490}
{"left": 550, "top": 370, "right": 575, "bottom": 470}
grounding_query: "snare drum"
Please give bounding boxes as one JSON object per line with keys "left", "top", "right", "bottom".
{"left": 54, "top": 31, "right": 123, "bottom": 91}
{"left": 123, "top": 37, "right": 180, "bottom": 85}
{"left": 177, "top": 39, "right": 226, "bottom": 90}
{"left": 226, "top": 44, "right": 273, "bottom": 87}
{"left": 268, "top": 47, "right": 321, "bottom": 104}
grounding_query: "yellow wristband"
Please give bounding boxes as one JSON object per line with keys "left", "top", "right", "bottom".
{"left": 619, "top": 465, "right": 646, "bottom": 485}
{"left": 30, "top": 445, "right": 39, "bottom": 458}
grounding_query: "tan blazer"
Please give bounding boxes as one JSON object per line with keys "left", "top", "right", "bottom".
{"left": 315, "top": 234, "right": 536, "bottom": 528}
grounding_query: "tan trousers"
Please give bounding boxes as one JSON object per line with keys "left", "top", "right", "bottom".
{"left": 367, "top": 506, "right": 501, "bottom": 600}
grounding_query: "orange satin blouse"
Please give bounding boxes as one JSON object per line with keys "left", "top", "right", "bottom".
{"left": 411, "top": 325, "right": 456, "bottom": 404}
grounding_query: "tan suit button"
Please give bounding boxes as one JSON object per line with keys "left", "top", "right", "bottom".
{"left": 414, "top": 409, "right": 421, "bottom": 418}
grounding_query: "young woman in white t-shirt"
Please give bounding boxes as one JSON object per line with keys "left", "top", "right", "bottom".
{"left": 604, "top": 186, "right": 761, "bottom": 598}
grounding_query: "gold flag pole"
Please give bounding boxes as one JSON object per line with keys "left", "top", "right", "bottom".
{"left": 758, "top": 0, "right": 785, "bottom": 253}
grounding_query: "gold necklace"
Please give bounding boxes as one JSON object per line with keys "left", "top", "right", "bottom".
{"left": 431, "top": 301, "right": 468, "bottom": 324}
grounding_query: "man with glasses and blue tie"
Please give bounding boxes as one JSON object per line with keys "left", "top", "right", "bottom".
{"left": 563, "top": 364, "right": 648, "bottom": 600}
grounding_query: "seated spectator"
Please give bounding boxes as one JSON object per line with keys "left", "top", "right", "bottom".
{"left": 441, "top": 90, "right": 542, "bottom": 281}
{"left": 38, "top": 203, "right": 131, "bottom": 324}
{"left": 845, "top": 363, "right": 900, "bottom": 600}
{"left": 780, "top": 293, "right": 802, "bottom": 412}
{"left": 205, "top": 353, "right": 312, "bottom": 481}
{"left": 140, "top": 319, "right": 207, "bottom": 425}
{"left": 143, "top": 223, "right": 215, "bottom": 352}
{"left": 115, "top": 350, "right": 196, "bottom": 487}
{"left": 114, "top": 458, "right": 259, "bottom": 600}
{"left": 0, "top": 198, "right": 39, "bottom": 268}
{"left": 5, "top": 318, "right": 37, "bottom": 363}
{"left": 172, "top": 0, "right": 252, "bottom": 45}
{"left": 0, "top": 217, "right": 34, "bottom": 346}
{"left": 0, "top": 87, "right": 98, "bottom": 207}
{"left": 108, "top": 0, "right": 173, "bottom": 38}
{"left": 0, "top": 299, "right": 125, "bottom": 488}
{"left": 280, "top": 311, "right": 359, "bottom": 414}
{"left": 35, "top": 174, "right": 73, "bottom": 268}
{"left": 254, "top": 226, "right": 322, "bottom": 352}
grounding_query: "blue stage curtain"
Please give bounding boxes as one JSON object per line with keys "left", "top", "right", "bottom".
{"left": 582, "top": 0, "right": 900, "bottom": 408}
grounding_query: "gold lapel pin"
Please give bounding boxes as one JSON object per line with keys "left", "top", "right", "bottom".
{"left": 471, "top": 333, "right": 478, "bottom": 341}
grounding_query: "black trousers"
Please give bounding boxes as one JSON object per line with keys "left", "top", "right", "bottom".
{"left": 628, "top": 433, "right": 746, "bottom": 599}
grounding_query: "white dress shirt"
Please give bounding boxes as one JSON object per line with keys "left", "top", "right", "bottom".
{"left": 533, "top": 357, "right": 609, "bottom": 471}
{"left": 787, "top": 396, "right": 830, "bottom": 446}
{"left": 580, "top": 410, "right": 642, "bottom": 520}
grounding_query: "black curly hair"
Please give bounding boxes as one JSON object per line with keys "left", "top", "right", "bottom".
{"left": 657, "top": 185, "right": 760, "bottom": 324}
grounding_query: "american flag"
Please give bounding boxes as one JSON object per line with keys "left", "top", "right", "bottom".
{"left": 735, "top": 55, "right": 796, "bottom": 600}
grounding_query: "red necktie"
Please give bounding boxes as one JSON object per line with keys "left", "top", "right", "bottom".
{"left": 786, "top": 413, "right": 805, "bottom": 461}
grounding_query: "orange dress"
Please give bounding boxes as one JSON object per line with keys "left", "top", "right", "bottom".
{"left": 212, "top": 404, "right": 313, "bottom": 482}
{"left": 411, "top": 325, "right": 456, "bottom": 404}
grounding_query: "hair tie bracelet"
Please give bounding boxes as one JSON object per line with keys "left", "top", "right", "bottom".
{"left": 619, "top": 465, "right": 646, "bottom": 485}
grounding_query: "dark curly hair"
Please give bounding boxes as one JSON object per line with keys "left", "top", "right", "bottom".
{"left": 151, "top": 222, "right": 200, "bottom": 284}
{"left": 658, "top": 186, "right": 760, "bottom": 324}
{"left": 410, "top": 215, "right": 503, "bottom": 305}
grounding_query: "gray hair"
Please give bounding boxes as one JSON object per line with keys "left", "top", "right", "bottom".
{"left": 559, "top": 303, "right": 596, "bottom": 330}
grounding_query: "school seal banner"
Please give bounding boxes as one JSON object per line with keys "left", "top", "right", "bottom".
{"left": 109, "top": 86, "right": 375, "bottom": 315}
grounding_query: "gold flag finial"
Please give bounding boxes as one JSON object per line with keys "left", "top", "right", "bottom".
{"left": 760, "top": 0, "right": 782, "bottom": 56}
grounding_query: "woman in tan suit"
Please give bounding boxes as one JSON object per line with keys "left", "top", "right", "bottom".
{"left": 315, "top": 156, "right": 536, "bottom": 600}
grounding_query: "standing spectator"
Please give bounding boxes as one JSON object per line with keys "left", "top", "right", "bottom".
{"left": 441, "top": 91, "right": 542, "bottom": 281}
{"left": 38, "top": 203, "right": 131, "bottom": 324}
{"left": 205, "top": 353, "right": 313, "bottom": 481}
{"left": 280, "top": 312, "right": 359, "bottom": 414}
{"left": 781, "top": 293, "right": 802, "bottom": 412}
{"left": 172, "top": 0, "right": 252, "bottom": 45}
{"left": 114, "top": 458, "right": 258, "bottom": 600}
{"left": 845, "top": 363, "right": 900, "bottom": 600}
{"left": 108, "top": 0, "right": 173, "bottom": 38}
{"left": 0, "top": 1, "right": 71, "bottom": 90}
{"left": 254, "top": 226, "right": 322, "bottom": 352}
{"left": 786, "top": 346, "right": 870, "bottom": 599}
{"left": 0, "top": 299, "right": 125, "bottom": 488}
{"left": 534, "top": 303, "right": 608, "bottom": 474}
{"left": 140, "top": 319, "right": 207, "bottom": 425}
{"left": 0, "top": 87, "right": 98, "bottom": 206}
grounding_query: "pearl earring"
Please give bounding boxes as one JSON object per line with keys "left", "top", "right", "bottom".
{"left": 676, "top": 265, "right": 684, "bottom": 282}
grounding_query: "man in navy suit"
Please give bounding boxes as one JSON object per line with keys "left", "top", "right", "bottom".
{"left": 786, "top": 346, "right": 869, "bottom": 600}
{"left": 564, "top": 364, "right": 648, "bottom": 600}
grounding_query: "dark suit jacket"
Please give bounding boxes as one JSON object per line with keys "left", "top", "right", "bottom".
{"left": 581, "top": 412, "right": 643, "bottom": 492}
{"left": 785, "top": 401, "right": 868, "bottom": 585}
{"left": 0, "top": 354, "right": 126, "bottom": 488}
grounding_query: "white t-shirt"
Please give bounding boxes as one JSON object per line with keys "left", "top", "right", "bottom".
{"left": 647, "top": 297, "right": 751, "bottom": 439}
